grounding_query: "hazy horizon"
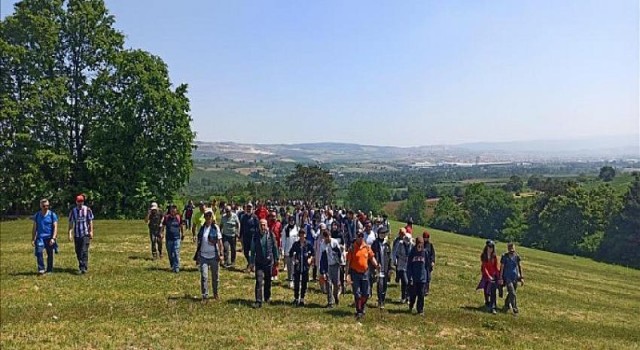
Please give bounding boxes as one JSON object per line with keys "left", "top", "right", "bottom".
{"left": 3, "top": 0, "right": 639, "bottom": 147}
{"left": 197, "top": 133, "right": 640, "bottom": 149}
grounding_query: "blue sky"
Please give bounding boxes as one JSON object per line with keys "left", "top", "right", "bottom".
{"left": 2, "top": 0, "right": 638, "bottom": 146}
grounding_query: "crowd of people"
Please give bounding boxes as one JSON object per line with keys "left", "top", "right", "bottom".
{"left": 29, "top": 197, "right": 524, "bottom": 319}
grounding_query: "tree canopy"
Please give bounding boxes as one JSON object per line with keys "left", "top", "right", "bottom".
{"left": 1, "top": 0, "right": 194, "bottom": 217}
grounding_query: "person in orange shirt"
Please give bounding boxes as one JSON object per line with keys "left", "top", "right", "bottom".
{"left": 346, "top": 230, "right": 379, "bottom": 320}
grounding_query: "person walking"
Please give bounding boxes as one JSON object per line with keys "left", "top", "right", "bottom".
{"left": 194, "top": 208, "right": 223, "bottom": 301}
{"left": 191, "top": 201, "right": 207, "bottom": 243}
{"left": 319, "top": 229, "right": 343, "bottom": 308}
{"left": 240, "top": 203, "right": 260, "bottom": 272}
{"left": 68, "top": 195, "right": 94, "bottom": 274}
{"left": 183, "top": 200, "right": 195, "bottom": 232}
{"left": 163, "top": 204, "right": 184, "bottom": 273}
{"left": 145, "top": 202, "right": 164, "bottom": 259}
{"left": 346, "top": 231, "right": 379, "bottom": 320}
{"left": 477, "top": 240, "right": 500, "bottom": 314}
{"left": 221, "top": 205, "right": 241, "bottom": 268}
{"left": 423, "top": 231, "right": 436, "bottom": 296}
{"left": 268, "top": 210, "right": 282, "bottom": 281}
{"left": 408, "top": 237, "right": 430, "bottom": 316}
{"left": 500, "top": 242, "right": 524, "bottom": 315}
{"left": 249, "top": 219, "right": 279, "bottom": 308}
{"left": 371, "top": 226, "right": 392, "bottom": 309}
{"left": 392, "top": 229, "right": 413, "bottom": 304}
{"left": 31, "top": 199, "right": 58, "bottom": 275}
{"left": 281, "top": 215, "right": 299, "bottom": 288}
{"left": 289, "top": 229, "right": 314, "bottom": 307}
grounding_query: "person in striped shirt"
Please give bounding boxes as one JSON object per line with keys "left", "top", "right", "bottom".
{"left": 68, "top": 194, "right": 95, "bottom": 274}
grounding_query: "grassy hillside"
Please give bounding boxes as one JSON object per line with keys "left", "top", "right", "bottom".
{"left": 1, "top": 219, "right": 639, "bottom": 349}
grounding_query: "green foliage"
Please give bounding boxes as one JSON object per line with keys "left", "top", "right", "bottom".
{"left": 1, "top": 0, "right": 193, "bottom": 217}
{"left": 526, "top": 184, "right": 620, "bottom": 256}
{"left": 429, "top": 195, "right": 468, "bottom": 233}
{"left": 346, "top": 180, "right": 390, "bottom": 214}
{"left": 396, "top": 186, "right": 426, "bottom": 225}
{"left": 598, "top": 174, "right": 640, "bottom": 268}
{"left": 598, "top": 166, "right": 616, "bottom": 182}
{"left": 503, "top": 175, "right": 524, "bottom": 193}
{"left": 285, "top": 164, "right": 335, "bottom": 204}
{"left": 463, "top": 184, "right": 517, "bottom": 240}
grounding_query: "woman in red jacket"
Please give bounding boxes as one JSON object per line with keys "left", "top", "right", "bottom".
{"left": 477, "top": 240, "right": 500, "bottom": 314}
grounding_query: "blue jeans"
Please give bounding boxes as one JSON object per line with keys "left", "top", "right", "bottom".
{"left": 350, "top": 270, "right": 370, "bottom": 314}
{"left": 35, "top": 238, "right": 54, "bottom": 273}
{"left": 166, "top": 239, "right": 181, "bottom": 272}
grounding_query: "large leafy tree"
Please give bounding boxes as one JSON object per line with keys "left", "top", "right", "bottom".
{"left": 285, "top": 164, "right": 335, "bottom": 205}
{"left": 463, "top": 184, "right": 517, "bottom": 240}
{"left": 346, "top": 180, "right": 390, "bottom": 215}
{"left": 1, "top": 0, "right": 193, "bottom": 217}
{"left": 598, "top": 174, "right": 640, "bottom": 267}
{"left": 397, "top": 186, "right": 426, "bottom": 225}
{"left": 429, "top": 195, "right": 468, "bottom": 233}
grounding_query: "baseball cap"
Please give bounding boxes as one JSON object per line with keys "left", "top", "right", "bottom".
{"left": 486, "top": 239, "right": 495, "bottom": 247}
{"left": 75, "top": 195, "right": 85, "bottom": 202}
{"left": 150, "top": 202, "right": 159, "bottom": 210}
{"left": 423, "top": 231, "right": 430, "bottom": 239}
{"left": 204, "top": 208, "right": 214, "bottom": 215}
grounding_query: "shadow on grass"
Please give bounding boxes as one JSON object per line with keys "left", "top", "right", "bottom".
{"left": 460, "top": 305, "right": 490, "bottom": 313}
{"left": 128, "top": 255, "right": 154, "bottom": 261}
{"left": 225, "top": 298, "right": 254, "bottom": 308}
{"left": 386, "top": 308, "right": 412, "bottom": 315}
{"left": 10, "top": 267, "right": 79, "bottom": 276}
{"left": 326, "top": 309, "right": 354, "bottom": 317}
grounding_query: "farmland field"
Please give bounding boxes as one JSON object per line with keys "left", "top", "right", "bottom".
{"left": 1, "top": 219, "right": 639, "bottom": 349}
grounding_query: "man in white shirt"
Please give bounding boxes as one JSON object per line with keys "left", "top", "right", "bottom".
{"left": 281, "top": 215, "right": 298, "bottom": 289}
{"left": 364, "top": 221, "right": 376, "bottom": 246}
{"left": 193, "top": 208, "right": 223, "bottom": 301}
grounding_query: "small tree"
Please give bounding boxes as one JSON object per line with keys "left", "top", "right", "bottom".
{"left": 598, "top": 166, "right": 616, "bottom": 182}
{"left": 504, "top": 175, "right": 524, "bottom": 193}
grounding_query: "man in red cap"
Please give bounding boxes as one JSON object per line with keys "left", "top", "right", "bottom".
{"left": 422, "top": 231, "right": 436, "bottom": 295}
{"left": 68, "top": 194, "right": 94, "bottom": 274}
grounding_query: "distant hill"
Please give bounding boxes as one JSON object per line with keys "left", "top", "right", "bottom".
{"left": 194, "top": 134, "right": 639, "bottom": 164}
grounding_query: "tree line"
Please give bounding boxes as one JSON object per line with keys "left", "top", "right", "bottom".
{"left": 429, "top": 173, "right": 640, "bottom": 268}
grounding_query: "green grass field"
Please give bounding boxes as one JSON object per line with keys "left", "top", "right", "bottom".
{"left": 1, "top": 219, "right": 639, "bottom": 349}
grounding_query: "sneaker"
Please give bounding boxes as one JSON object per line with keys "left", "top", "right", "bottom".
{"left": 213, "top": 294, "right": 219, "bottom": 300}
{"left": 252, "top": 302, "right": 262, "bottom": 309}
{"left": 355, "top": 312, "right": 363, "bottom": 320}
{"left": 491, "top": 309, "right": 497, "bottom": 315}
{"left": 80, "top": 269, "right": 87, "bottom": 274}
{"left": 292, "top": 299, "right": 299, "bottom": 306}
{"left": 38, "top": 270, "right": 46, "bottom": 276}
{"left": 418, "top": 311, "right": 425, "bottom": 316}
{"left": 326, "top": 303, "right": 334, "bottom": 309}
{"left": 289, "top": 281, "right": 294, "bottom": 289}
{"left": 299, "top": 298, "right": 305, "bottom": 307}
{"left": 380, "top": 302, "right": 385, "bottom": 309}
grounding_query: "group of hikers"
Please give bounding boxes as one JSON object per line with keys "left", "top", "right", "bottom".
{"left": 30, "top": 197, "right": 524, "bottom": 319}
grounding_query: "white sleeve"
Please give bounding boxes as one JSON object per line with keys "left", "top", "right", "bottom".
{"left": 216, "top": 225, "right": 222, "bottom": 239}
